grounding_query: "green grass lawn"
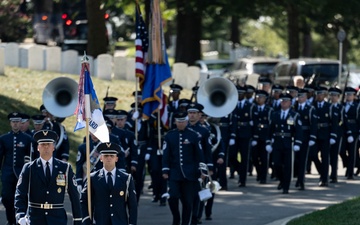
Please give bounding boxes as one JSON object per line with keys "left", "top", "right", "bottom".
{"left": 287, "top": 196, "right": 360, "bottom": 225}
{"left": 0, "top": 66, "right": 191, "bottom": 167}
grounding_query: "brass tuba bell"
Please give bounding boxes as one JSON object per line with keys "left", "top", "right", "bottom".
{"left": 42, "top": 77, "right": 79, "bottom": 118}
{"left": 196, "top": 77, "right": 238, "bottom": 118}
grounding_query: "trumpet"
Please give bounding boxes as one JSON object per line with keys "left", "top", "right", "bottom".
{"left": 199, "top": 163, "right": 221, "bottom": 193}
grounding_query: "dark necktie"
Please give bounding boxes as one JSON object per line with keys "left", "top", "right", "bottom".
{"left": 46, "top": 161, "right": 51, "bottom": 184}
{"left": 281, "top": 112, "right": 286, "bottom": 120}
{"left": 107, "top": 172, "right": 113, "bottom": 190}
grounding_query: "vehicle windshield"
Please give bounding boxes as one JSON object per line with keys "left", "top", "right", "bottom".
{"left": 206, "top": 62, "right": 233, "bottom": 71}
{"left": 253, "top": 62, "right": 278, "bottom": 75}
{"left": 301, "top": 64, "right": 339, "bottom": 79}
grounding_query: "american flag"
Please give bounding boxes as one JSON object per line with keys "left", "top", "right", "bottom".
{"left": 135, "top": 4, "right": 148, "bottom": 90}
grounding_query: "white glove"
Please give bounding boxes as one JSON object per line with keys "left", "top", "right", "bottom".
{"left": 347, "top": 136, "right": 354, "bottom": 143}
{"left": 18, "top": 217, "right": 30, "bottom": 225}
{"left": 145, "top": 153, "right": 150, "bottom": 161}
{"left": 77, "top": 185, "right": 82, "bottom": 195}
{"left": 132, "top": 111, "right": 139, "bottom": 120}
{"left": 249, "top": 120, "right": 254, "bottom": 126}
{"left": 330, "top": 138, "right": 336, "bottom": 145}
{"left": 265, "top": 145, "right": 272, "bottom": 153}
{"left": 229, "top": 139, "right": 235, "bottom": 146}
{"left": 308, "top": 140, "right": 315, "bottom": 147}
{"left": 251, "top": 140, "right": 257, "bottom": 146}
{"left": 293, "top": 145, "right": 300, "bottom": 151}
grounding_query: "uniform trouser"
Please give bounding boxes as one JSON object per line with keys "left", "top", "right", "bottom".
{"left": 1, "top": 174, "right": 17, "bottom": 224}
{"left": 149, "top": 153, "right": 167, "bottom": 202}
{"left": 313, "top": 139, "right": 330, "bottom": 183}
{"left": 295, "top": 138, "right": 310, "bottom": 185}
{"left": 251, "top": 140, "right": 268, "bottom": 182}
{"left": 197, "top": 193, "right": 215, "bottom": 219}
{"left": 134, "top": 145, "right": 147, "bottom": 202}
{"left": 218, "top": 142, "right": 228, "bottom": 189}
{"left": 191, "top": 184, "right": 201, "bottom": 224}
{"left": 168, "top": 180, "right": 198, "bottom": 225}
{"left": 229, "top": 138, "right": 251, "bottom": 184}
{"left": 343, "top": 138, "right": 358, "bottom": 177}
{"left": 272, "top": 147, "right": 292, "bottom": 191}
{"left": 330, "top": 137, "right": 342, "bottom": 179}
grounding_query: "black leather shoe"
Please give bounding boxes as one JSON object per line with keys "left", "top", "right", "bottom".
{"left": 205, "top": 216, "right": 212, "bottom": 220}
{"left": 277, "top": 183, "right": 283, "bottom": 190}
{"left": 319, "top": 181, "right": 328, "bottom": 187}
{"left": 298, "top": 183, "right": 305, "bottom": 190}
{"left": 282, "top": 189, "right": 289, "bottom": 194}
{"left": 295, "top": 181, "right": 299, "bottom": 187}
{"left": 347, "top": 175, "right": 354, "bottom": 180}
{"left": 330, "top": 178, "right": 338, "bottom": 183}
{"left": 259, "top": 180, "right": 266, "bottom": 184}
{"left": 238, "top": 183, "right": 246, "bottom": 187}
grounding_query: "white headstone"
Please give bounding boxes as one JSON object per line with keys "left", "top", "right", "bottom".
{"left": 45, "top": 46, "right": 61, "bottom": 72}
{"left": 19, "top": 47, "right": 29, "bottom": 68}
{"left": 0, "top": 47, "right": 4, "bottom": 75}
{"left": 113, "top": 56, "right": 127, "bottom": 80}
{"left": 95, "top": 54, "right": 113, "bottom": 80}
{"left": 172, "top": 62, "right": 188, "bottom": 89}
{"left": 126, "top": 58, "right": 136, "bottom": 81}
{"left": 187, "top": 66, "right": 200, "bottom": 89}
{"left": 61, "top": 50, "right": 79, "bottom": 75}
{"left": 28, "top": 45, "right": 45, "bottom": 70}
{"left": 5, "top": 43, "right": 19, "bottom": 67}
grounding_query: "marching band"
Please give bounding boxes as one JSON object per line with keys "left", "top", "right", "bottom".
{"left": 1, "top": 74, "right": 359, "bottom": 225}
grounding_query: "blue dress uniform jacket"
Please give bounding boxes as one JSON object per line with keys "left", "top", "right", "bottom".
{"left": 188, "top": 122, "right": 213, "bottom": 171}
{"left": 315, "top": 101, "right": 339, "bottom": 140}
{"left": 81, "top": 169, "right": 137, "bottom": 225}
{"left": 15, "top": 158, "right": 82, "bottom": 225}
{"left": 112, "top": 127, "right": 138, "bottom": 171}
{"left": 162, "top": 127, "right": 205, "bottom": 181}
{"left": 76, "top": 135, "right": 125, "bottom": 187}
{"left": 0, "top": 130, "right": 32, "bottom": 224}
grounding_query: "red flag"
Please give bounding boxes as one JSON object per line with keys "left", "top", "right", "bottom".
{"left": 159, "top": 92, "right": 169, "bottom": 129}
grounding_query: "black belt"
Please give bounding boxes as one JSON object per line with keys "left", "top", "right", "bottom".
{"left": 237, "top": 122, "right": 249, "bottom": 126}
{"left": 274, "top": 132, "right": 291, "bottom": 137}
{"left": 29, "top": 202, "right": 64, "bottom": 209}
{"left": 318, "top": 123, "right": 329, "bottom": 128}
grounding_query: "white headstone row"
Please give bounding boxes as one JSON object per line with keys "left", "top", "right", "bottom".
{"left": 0, "top": 43, "right": 201, "bottom": 90}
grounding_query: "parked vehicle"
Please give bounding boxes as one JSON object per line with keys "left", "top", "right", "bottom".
{"left": 273, "top": 58, "right": 343, "bottom": 87}
{"left": 223, "top": 56, "right": 280, "bottom": 85}
{"left": 195, "top": 59, "right": 234, "bottom": 85}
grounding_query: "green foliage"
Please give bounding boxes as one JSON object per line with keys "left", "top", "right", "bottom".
{"left": 288, "top": 196, "right": 360, "bottom": 225}
{"left": 0, "top": 0, "right": 31, "bottom": 42}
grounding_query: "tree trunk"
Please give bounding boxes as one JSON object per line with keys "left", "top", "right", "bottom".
{"left": 230, "top": 15, "right": 240, "bottom": 49}
{"left": 287, "top": 3, "right": 300, "bottom": 59}
{"left": 86, "top": 0, "right": 107, "bottom": 58}
{"left": 302, "top": 20, "right": 312, "bottom": 57}
{"left": 175, "top": 0, "right": 202, "bottom": 65}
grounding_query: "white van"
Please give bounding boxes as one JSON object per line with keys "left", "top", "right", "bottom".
{"left": 273, "top": 58, "right": 343, "bottom": 87}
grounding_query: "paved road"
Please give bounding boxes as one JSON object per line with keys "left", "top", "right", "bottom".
{"left": 1, "top": 164, "right": 359, "bottom": 225}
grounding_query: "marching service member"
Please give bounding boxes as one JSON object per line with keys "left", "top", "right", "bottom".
{"left": 162, "top": 112, "right": 206, "bottom": 225}
{"left": 0, "top": 112, "right": 32, "bottom": 225}
{"left": 266, "top": 93, "right": 303, "bottom": 194}
{"left": 15, "top": 130, "right": 81, "bottom": 225}
{"left": 81, "top": 142, "right": 137, "bottom": 225}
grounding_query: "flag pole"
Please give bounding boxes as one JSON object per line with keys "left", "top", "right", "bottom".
{"left": 82, "top": 54, "right": 92, "bottom": 219}
{"left": 157, "top": 109, "right": 161, "bottom": 150}
{"left": 135, "top": 77, "right": 139, "bottom": 144}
